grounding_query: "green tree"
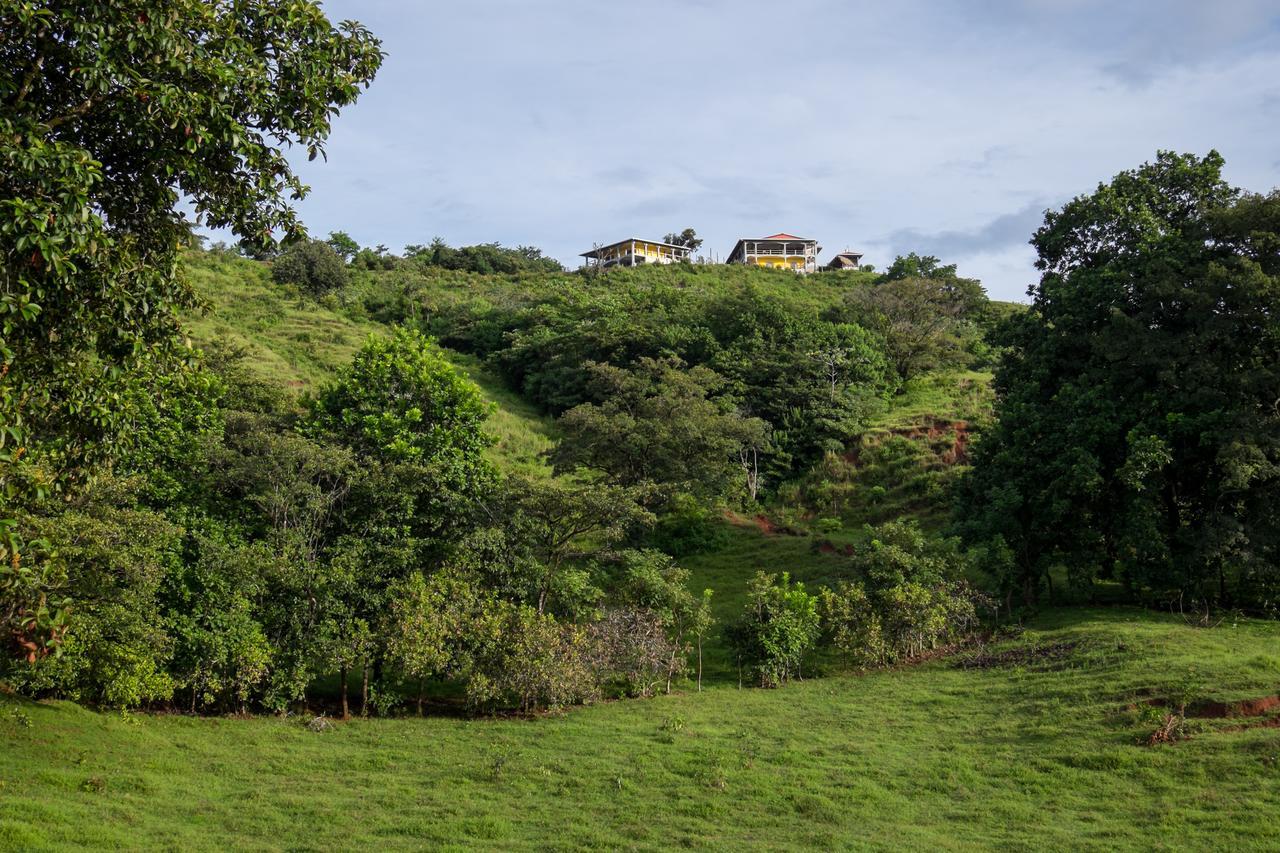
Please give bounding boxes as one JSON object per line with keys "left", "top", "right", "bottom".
{"left": 663, "top": 228, "right": 703, "bottom": 253}
{"left": 726, "top": 572, "right": 821, "bottom": 688}
{"left": 326, "top": 231, "right": 361, "bottom": 263}
{"left": 310, "top": 329, "right": 493, "bottom": 469}
{"left": 845, "top": 267, "right": 988, "bottom": 384}
{"left": 553, "top": 357, "right": 771, "bottom": 500}
{"left": 0, "top": 0, "right": 382, "bottom": 661}
{"left": 495, "top": 477, "right": 654, "bottom": 616}
{"left": 272, "top": 239, "right": 349, "bottom": 294}
{"left": 957, "top": 151, "right": 1280, "bottom": 608}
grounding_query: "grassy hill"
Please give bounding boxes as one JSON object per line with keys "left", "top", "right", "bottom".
{"left": 3, "top": 609, "right": 1279, "bottom": 850}
{"left": 6, "top": 252, "right": 1273, "bottom": 849}
{"left": 180, "top": 252, "right": 994, "bottom": 659}
{"left": 183, "top": 252, "right": 557, "bottom": 477}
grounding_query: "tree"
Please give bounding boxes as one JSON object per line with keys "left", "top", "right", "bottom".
{"left": 496, "top": 477, "right": 654, "bottom": 616}
{"left": 879, "top": 252, "right": 958, "bottom": 282}
{"left": 308, "top": 330, "right": 496, "bottom": 542}
{"left": 845, "top": 270, "right": 988, "bottom": 384}
{"left": 0, "top": 1, "right": 382, "bottom": 661}
{"left": 311, "top": 329, "right": 492, "bottom": 466}
{"left": 553, "top": 357, "right": 771, "bottom": 500}
{"left": 326, "top": 231, "right": 361, "bottom": 263}
{"left": 382, "top": 569, "right": 497, "bottom": 714}
{"left": 271, "top": 239, "right": 349, "bottom": 295}
{"left": 663, "top": 228, "right": 703, "bottom": 253}
{"left": 957, "top": 151, "right": 1280, "bottom": 608}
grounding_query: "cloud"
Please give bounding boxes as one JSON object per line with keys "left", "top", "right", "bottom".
{"left": 882, "top": 201, "right": 1050, "bottom": 262}
{"left": 225, "top": 0, "right": 1280, "bottom": 301}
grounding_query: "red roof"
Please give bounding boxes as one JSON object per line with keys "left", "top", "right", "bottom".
{"left": 764, "top": 233, "right": 806, "bottom": 240}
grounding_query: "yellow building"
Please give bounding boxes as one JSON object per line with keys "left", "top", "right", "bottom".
{"left": 580, "top": 237, "right": 692, "bottom": 269}
{"left": 727, "top": 233, "right": 821, "bottom": 273}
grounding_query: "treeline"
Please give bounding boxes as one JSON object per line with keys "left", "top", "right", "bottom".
{"left": 225, "top": 232, "right": 565, "bottom": 281}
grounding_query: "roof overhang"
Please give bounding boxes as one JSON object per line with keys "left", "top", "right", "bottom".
{"left": 581, "top": 237, "right": 693, "bottom": 258}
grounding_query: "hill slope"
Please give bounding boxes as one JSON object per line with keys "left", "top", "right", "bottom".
{"left": 183, "top": 252, "right": 557, "bottom": 477}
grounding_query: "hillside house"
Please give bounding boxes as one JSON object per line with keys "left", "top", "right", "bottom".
{"left": 580, "top": 238, "right": 692, "bottom": 269}
{"left": 726, "top": 233, "right": 821, "bottom": 273}
{"left": 826, "top": 250, "right": 864, "bottom": 271}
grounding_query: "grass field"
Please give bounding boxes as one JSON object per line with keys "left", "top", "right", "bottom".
{"left": 3, "top": 608, "right": 1278, "bottom": 850}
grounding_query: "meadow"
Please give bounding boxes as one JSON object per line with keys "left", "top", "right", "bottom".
{"left": 3, "top": 609, "right": 1279, "bottom": 850}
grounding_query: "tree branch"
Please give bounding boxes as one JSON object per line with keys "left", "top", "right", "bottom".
{"left": 45, "top": 94, "right": 103, "bottom": 131}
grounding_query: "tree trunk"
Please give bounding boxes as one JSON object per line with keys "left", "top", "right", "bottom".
{"left": 340, "top": 667, "right": 350, "bottom": 720}
{"left": 417, "top": 678, "right": 425, "bottom": 716}
{"left": 697, "top": 639, "right": 703, "bottom": 692}
{"left": 361, "top": 665, "right": 369, "bottom": 717}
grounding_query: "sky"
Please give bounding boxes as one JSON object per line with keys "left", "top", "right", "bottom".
{"left": 265, "top": 0, "right": 1280, "bottom": 301}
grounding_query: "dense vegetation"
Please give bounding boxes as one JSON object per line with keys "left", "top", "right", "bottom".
{"left": 958, "top": 152, "right": 1280, "bottom": 612}
{"left": 2, "top": 1, "right": 1279, "bottom": 846}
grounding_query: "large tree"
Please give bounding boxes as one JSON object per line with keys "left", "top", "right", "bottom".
{"left": 0, "top": 1, "right": 382, "bottom": 660}
{"left": 957, "top": 152, "right": 1280, "bottom": 608}
{"left": 553, "top": 357, "right": 771, "bottom": 501}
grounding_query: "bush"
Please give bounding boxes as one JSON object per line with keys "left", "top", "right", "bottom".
{"left": 271, "top": 239, "right": 349, "bottom": 295}
{"left": 726, "top": 572, "right": 820, "bottom": 687}
{"left": 820, "top": 522, "right": 988, "bottom": 666}
{"left": 647, "top": 494, "right": 729, "bottom": 556}
{"left": 467, "top": 604, "right": 598, "bottom": 713}
{"left": 585, "top": 608, "right": 674, "bottom": 698}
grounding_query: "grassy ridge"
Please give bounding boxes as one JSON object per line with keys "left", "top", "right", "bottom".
{"left": 3, "top": 609, "right": 1278, "bottom": 850}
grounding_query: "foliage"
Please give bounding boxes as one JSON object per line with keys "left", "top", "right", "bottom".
{"left": 585, "top": 608, "right": 675, "bottom": 698}
{"left": 271, "top": 239, "right": 349, "bottom": 295}
{"left": 821, "top": 522, "right": 986, "bottom": 666}
{"left": 309, "top": 328, "right": 494, "bottom": 470}
{"left": 845, "top": 262, "right": 988, "bottom": 384}
{"left": 0, "top": 0, "right": 381, "bottom": 661}
{"left": 326, "top": 231, "right": 361, "bottom": 263}
{"left": 553, "top": 357, "right": 771, "bottom": 501}
{"left": 466, "top": 604, "right": 597, "bottom": 713}
{"left": 726, "top": 572, "right": 821, "bottom": 687}
{"left": 957, "top": 151, "right": 1280, "bottom": 609}
{"left": 663, "top": 228, "right": 703, "bottom": 252}
{"left": 404, "top": 238, "right": 562, "bottom": 274}
{"left": 486, "top": 476, "right": 654, "bottom": 617}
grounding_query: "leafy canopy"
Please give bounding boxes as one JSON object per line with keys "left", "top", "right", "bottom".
{"left": 0, "top": 0, "right": 382, "bottom": 660}
{"left": 958, "top": 151, "right": 1280, "bottom": 608}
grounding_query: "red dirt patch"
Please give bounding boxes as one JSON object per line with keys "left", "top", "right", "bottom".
{"left": 815, "top": 540, "right": 855, "bottom": 557}
{"left": 1189, "top": 694, "right": 1280, "bottom": 719}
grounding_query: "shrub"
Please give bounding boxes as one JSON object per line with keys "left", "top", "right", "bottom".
{"left": 585, "top": 608, "right": 674, "bottom": 698}
{"left": 726, "top": 572, "right": 820, "bottom": 687}
{"left": 467, "top": 604, "right": 598, "bottom": 713}
{"left": 821, "top": 522, "right": 988, "bottom": 666}
{"left": 271, "top": 239, "right": 349, "bottom": 295}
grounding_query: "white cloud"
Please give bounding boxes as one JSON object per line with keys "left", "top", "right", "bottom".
{"left": 262, "top": 0, "right": 1280, "bottom": 300}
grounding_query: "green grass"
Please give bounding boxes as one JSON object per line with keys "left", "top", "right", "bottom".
{"left": 3, "top": 608, "right": 1279, "bottom": 850}
{"left": 183, "top": 251, "right": 556, "bottom": 477}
